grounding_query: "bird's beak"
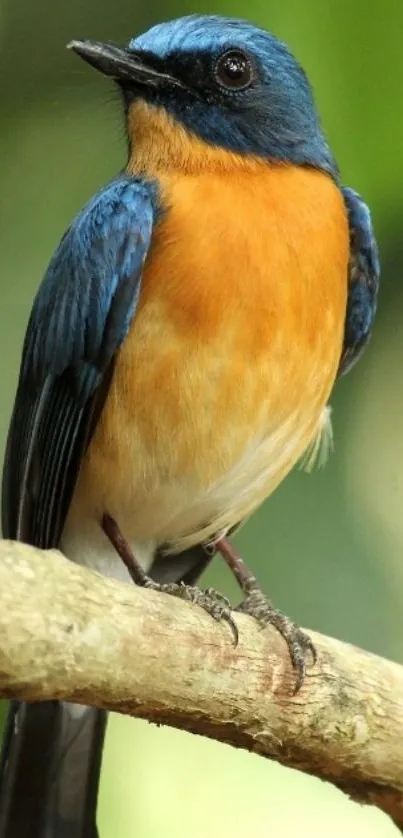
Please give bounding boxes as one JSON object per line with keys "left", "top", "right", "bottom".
{"left": 67, "top": 39, "right": 185, "bottom": 91}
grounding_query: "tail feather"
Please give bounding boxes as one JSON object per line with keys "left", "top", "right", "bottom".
{"left": 0, "top": 701, "right": 106, "bottom": 838}
{"left": 0, "top": 544, "right": 212, "bottom": 835}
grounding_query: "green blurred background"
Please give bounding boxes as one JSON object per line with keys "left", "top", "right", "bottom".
{"left": 1, "top": 0, "right": 402, "bottom": 835}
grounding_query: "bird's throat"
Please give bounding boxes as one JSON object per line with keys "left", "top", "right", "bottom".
{"left": 126, "top": 100, "right": 267, "bottom": 177}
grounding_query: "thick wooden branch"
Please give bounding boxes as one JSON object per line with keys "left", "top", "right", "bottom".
{"left": 0, "top": 540, "right": 402, "bottom": 831}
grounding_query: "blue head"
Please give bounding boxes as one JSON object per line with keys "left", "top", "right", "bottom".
{"left": 69, "top": 15, "right": 337, "bottom": 177}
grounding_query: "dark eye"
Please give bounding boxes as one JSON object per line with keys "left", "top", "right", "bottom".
{"left": 214, "top": 49, "right": 254, "bottom": 91}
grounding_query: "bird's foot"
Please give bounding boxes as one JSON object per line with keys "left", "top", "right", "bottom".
{"left": 216, "top": 537, "right": 316, "bottom": 692}
{"left": 144, "top": 580, "right": 238, "bottom": 644}
{"left": 236, "top": 583, "right": 315, "bottom": 692}
{"left": 101, "top": 514, "right": 238, "bottom": 642}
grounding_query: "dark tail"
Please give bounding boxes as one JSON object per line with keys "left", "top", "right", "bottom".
{"left": 0, "top": 545, "right": 212, "bottom": 836}
{"left": 0, "top": 700, "right": 107, "bottom": 838}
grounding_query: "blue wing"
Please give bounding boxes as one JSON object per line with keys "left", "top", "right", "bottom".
{"left": 338, "top": 186, "right": 380, "bottom": 377}
{"left": 2, "top": 174, "right": 157, "bottom": 548}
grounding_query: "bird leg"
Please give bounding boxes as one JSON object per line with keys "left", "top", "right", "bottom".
{"left": 102, "top": 515, "right": 314, "bottom": 690}
{"left": 102, "top": 514, "right": 238, "bottom": 643}
{"left": 102, "top": 514, "right": 148, "bottom": 585}
{"left": 216, "top": 537, "right": 316, "bottom": 692}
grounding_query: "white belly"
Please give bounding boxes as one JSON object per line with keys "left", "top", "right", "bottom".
{"left": 60, "top": 522, "right": 156, "bottom": 582}
{"left": 61, "top": 406, "right": 331, "bottom": 581}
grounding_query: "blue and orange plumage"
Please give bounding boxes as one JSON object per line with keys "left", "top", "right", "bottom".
{"left": 67, "top": 151, "right": 348, "bottom": 568}
{"left": 0, "top": 15, "right": 379, "bottom": 838}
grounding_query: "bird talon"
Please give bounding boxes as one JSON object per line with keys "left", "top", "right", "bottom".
{"left": 236, "top": 589, "right": 315, "bottom": 692}
{"left": 203, "top": 587, "right": 231, "bottom": 607}
{"left": 221, "top": 611, "right": 239, "bottom": 646}
{"left": 143, "top": 580, "right": 239, "bottom": 644}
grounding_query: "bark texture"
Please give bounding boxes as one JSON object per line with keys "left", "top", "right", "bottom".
{"left": 0, "top": 540, "right": 402, "bottom": 831}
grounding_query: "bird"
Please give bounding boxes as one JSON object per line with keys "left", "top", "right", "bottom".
{"left": 0, "top": 14, "right": 379, "bottom": 838}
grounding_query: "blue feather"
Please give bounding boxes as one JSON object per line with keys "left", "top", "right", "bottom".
{"left": 338, "top": 186, "right": 380, "bottom": 376}
{"left": 2, "top": 174, "right": 158, "bottom": 547}
{"left": 23, "top": 175, "right": 157, "bottom": 388}
{"left": 125, "top": 15, "right": 337, "bottom": 175}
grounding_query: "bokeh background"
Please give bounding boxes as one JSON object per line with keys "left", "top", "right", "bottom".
{"left": 1, "top": 0, "right": 402, "bottom": 835}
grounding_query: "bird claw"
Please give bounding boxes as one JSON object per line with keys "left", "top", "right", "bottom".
{"left": 236, "top": 588, "right": 316, "bottom": 693}
{"left": 145, "top": 580, "right": 239, "bottom": 645}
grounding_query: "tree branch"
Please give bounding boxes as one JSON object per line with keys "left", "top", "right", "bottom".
{"left": 0, "top": 539, "right": 402, "bottom": 832}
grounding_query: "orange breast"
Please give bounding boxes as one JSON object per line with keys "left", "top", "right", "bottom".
{"left": 77, "top": 162, "right": 349, "bottom": 550}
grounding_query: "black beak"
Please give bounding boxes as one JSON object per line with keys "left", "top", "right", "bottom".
{"left": 67, "top": 39, "right": 185, "bottom": 91}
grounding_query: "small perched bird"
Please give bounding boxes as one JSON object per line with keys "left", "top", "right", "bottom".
{"left": 0, "top": 14, "right": 379, "bottom": 838}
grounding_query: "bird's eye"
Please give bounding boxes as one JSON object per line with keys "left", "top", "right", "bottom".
{"left": 214, "top": 49, "right": 254, "bottom": 91}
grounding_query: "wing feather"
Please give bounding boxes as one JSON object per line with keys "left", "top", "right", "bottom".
{"left": 338, "top": 186, "right": 380, "bottom": 377}
{"left": 2, "top": 175, "right": 156, "bottom": 548}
